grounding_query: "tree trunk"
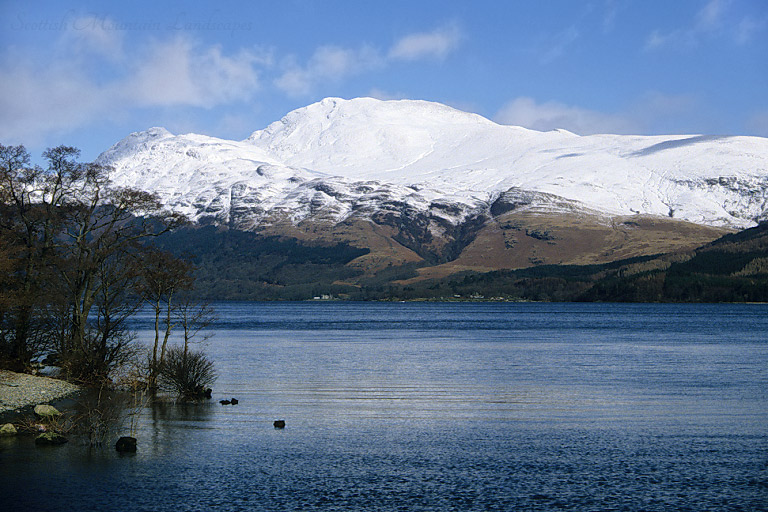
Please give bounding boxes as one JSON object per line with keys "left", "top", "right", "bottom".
{"left": 150, "top": 298, "right": 161, "bottom": 392}
{"left": 159, "top": 290, "right": 174, "bottom": 366}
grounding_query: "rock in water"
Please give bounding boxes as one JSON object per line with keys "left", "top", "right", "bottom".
{"left": 230, "top": 398, "right": 238, "bottom": 405}
{"left": 35, "top": 432, "right": 67, "bottom": 445}
{"left": 219, "top": 399, "right": 231, "bottom": 405}
{"left": 34, "top": 404, "right": 62, "bottom": 419}
{"left": 115, "top": 436, "right": 137, "bottom": 453}
{"left": 192, "top": 385, "right": 213, "bottom": 399}
{"left": 273, "top": 420, "right": 285, "bottom": 429}
{"left": 0, "top": 423, "right": 17, "bottom": 436}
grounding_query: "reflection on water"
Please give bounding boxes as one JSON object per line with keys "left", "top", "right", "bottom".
{"left": 1, "top": 302, "right": 768, "bottom": 511}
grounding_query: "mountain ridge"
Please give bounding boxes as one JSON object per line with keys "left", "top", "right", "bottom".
{"left": 97, "top": 97, "right": 768, "bottom": 281}
{"left": 99, "top": 96, "right": 768, "bottom": 230}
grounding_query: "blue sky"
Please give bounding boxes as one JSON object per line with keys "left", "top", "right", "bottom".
{"left": 1, "top": 0, "right": 766, "bottom": 162}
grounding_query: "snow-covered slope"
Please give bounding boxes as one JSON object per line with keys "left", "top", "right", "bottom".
{"left": 99, "top": 97, "right": 768, "bottom": 231}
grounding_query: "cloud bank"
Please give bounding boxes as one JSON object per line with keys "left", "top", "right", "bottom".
{"left": 0, "top": 17, "right": 269, "bottom": 145}
{"left": 495, "top": 93, "right": 703, "bottom": 136}
{"left": 1, "top": 18, "right": 465, "bottom": 143}
{"left": 495, "top": 97, "right": 637, "bottom": 135}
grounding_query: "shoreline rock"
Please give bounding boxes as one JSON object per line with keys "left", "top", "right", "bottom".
{"left": 34, "top": 404, "right": 62, "bottom": 419}
{"left": 35, "top": 432, "right": 68, "bottom": 445}
{"left": 0, "top": 423, "right": 17, "bottom": 436}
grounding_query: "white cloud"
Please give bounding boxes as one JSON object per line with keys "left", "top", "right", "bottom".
{"left": 735, "top": 15, "right": 768, "bottom": 45}
{"left": 275, "top": 45, "right": 383, "bottom": 97}
{"left": 601, "top": 0, "right": 621, "bottom": 33}
{"left": 494, "top": 97, "right": 638, "bottom": 135}
{"left": 275, "top": 24, "right": 463, "bottom": 97}
{"left": 388, "top": 24, "right": 462, "bottom": 61}
{"left": 494, "top": 93, "right": 708, "bottom": 136}
{"left": 644, "top": 29, "right": 668, "bottom": 50}
{"left": 0, "top": 57, "right": 110, "bottom": 146}
{"left": 215, "top": 113, "right": 256, "bottom": 138}
{"left": 747, "top": 111, "right": 768, "bottom": 137}
{"left": 539, "top": 25, "right": 580, "bottom": 64}
{"left": 126, "top": 37, "right": 262, "bottom": 107}
{"left": 644, "top": 0, "right": 761, "bottom": 50}
{"left": 63, "top": 15, "right": 126, "bottom": 61}
{"left": 627, "top": 92, "right": 699, "bottom": 129}
{"left": 694, "top": 0, "right": 729, "bottom": 31}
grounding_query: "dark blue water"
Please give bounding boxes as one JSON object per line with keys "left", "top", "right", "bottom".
{"left": 2, "top": 302, "right": 768, "bottom": 511}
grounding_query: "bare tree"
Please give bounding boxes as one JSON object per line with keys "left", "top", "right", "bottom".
{"left": 137, "top": 250, "right": 194, "bottom": 390}
{"left": 176, "top": 293, "right": 216, "bottom": 357}
{"left": 0, "top": 143, "right": 187, "bottom": 380}
{"left": 0, "top": 144, "right": 65, "bottom": 369}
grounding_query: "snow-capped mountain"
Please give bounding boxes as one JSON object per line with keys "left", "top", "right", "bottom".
{"left": 100, "top": 97, "right": 768, "bottom": 235}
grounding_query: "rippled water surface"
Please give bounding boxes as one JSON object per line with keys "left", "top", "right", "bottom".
{"left": 2, "top": 302, "right": 768, "bottom": 511}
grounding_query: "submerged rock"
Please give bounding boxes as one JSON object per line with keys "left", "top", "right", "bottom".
{"left": 34, "top": 404, "right": 62, "bottom": 419}
{"left": 0, "top": 423, "right": 17, "bottom": 436}
{"left": 35, "top": 432, "right": 67, "bottom": 445}
{"left": 115, "top": 436, "right": 137, "bottom": 453}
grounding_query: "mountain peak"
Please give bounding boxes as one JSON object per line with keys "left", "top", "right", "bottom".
{"left": 145, "top": 126, "right": 174, "bottom": 138}
{"left": 96, "top": 127, "right": 175, "bottom": 165}
{"left": 245, "top": 96, "right": 537, "bottom": 177}
{"left": 249, "top": 96, "right": 497, "bottom": 139}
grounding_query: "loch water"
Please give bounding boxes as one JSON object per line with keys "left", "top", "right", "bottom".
{"left": 1, "top": 302, "right": 767, "bottom": 511}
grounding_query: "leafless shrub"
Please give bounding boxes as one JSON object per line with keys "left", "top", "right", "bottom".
{"left": 158, "top": 346, "right": 216, "bottom": 400}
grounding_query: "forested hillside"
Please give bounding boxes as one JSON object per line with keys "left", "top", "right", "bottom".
{"left": 152, "top": 226, "right": 369, "bottom": 300}
{"left": 155, "top": 223, "right": 768, "bottom": 302}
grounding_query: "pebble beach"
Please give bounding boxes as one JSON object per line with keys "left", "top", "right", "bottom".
{"left": 0, "top": 370, "right": 81, "bottom": 418}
